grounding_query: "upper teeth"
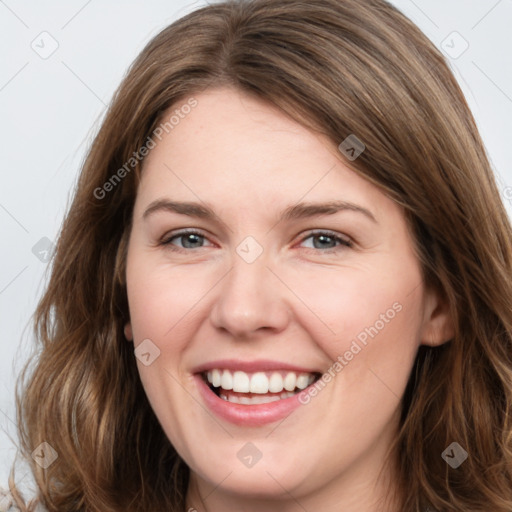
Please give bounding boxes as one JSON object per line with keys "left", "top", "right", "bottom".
{"left": 206, "top": 369, "right": 315, "bottom": 394}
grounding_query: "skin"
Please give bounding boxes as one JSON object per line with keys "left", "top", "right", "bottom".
{"left": 123, "top": 86, "right": 453, "bottom": 512}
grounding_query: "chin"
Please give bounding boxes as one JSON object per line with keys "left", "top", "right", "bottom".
{"left": 189, "top": 449, "right": 313, "bottom": 498}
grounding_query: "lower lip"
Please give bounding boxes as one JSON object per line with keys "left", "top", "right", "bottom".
{"left": 194, "top": 374, "right": 306, "bottom": 426}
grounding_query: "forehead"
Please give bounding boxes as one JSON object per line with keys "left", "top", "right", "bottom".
{"left": 133, "top": 86, "right": 391, "bottom": 221}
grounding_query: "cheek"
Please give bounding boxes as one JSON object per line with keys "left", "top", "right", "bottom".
{"left": 283, "top": 261, "right": 423, "bottom": 363}
{"left": 126, "top": 258, "right": 217, "bottom": 346}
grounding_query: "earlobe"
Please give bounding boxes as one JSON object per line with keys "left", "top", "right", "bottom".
{"left": 420, "top": 289, "right": 455, "bottom": 347}
{"left": 124, "top": 322, "right": 133, "bottom": 342}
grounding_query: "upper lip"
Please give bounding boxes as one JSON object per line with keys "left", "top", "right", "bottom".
{"left": 192, "top": 359, "right": 322, "bottom": 375}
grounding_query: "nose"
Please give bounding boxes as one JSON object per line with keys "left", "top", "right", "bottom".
{"left": 209, "top": 251, "right": 291, "bottom": 338}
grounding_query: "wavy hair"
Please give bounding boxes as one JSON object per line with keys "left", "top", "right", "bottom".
{"left": 9, "top": 0, "right": 512, "bottom": 510}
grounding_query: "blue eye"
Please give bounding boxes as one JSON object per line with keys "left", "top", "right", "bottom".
{"left": 160, "top": 229, "right": 352, "bottom": 253}
{"left": 299, "top": 231, "right": 352, "bottom": 252}
{"left": 161, "top": 230, "right": 210, "bottom": 250}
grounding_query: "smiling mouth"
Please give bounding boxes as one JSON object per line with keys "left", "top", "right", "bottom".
{"left": 201, "top": 369, "right": 322, "bottom": 405}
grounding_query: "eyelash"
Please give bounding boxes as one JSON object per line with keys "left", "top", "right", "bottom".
{"left": 160, "top": 229, "right": 353, "bottom": 254}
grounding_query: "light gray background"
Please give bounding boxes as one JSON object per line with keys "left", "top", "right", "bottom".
{"left": 1, "top": 0, "right": 511, "bottom": 489}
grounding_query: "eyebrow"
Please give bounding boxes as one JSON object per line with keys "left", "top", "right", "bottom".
{"left": 142, "top": 199, "right": 377, "bottom": 224}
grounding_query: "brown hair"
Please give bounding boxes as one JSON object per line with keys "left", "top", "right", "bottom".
{"left": 9, "top": 0, "right": 512, "bottom": 510}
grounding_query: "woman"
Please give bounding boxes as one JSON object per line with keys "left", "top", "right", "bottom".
{"left": 5, "top": 0, "right": 512, "bottom": 510}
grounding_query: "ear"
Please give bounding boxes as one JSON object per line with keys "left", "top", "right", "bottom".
{"left": 124, "top": 321, "right": 133, "bottom": 342}
{"left": 420, "top": 286, "right": 454, "bottom": 347}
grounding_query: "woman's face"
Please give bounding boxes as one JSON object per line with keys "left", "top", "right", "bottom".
{"left": 124, "top": 86, "right": 451, "bottom": 509}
